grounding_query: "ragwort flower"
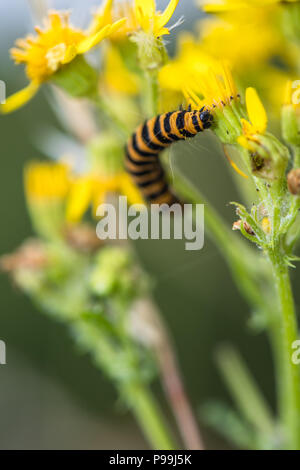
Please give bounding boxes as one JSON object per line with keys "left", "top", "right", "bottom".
{"left": 134, "top": 0, "right": 180, "bottom": 37}
{"left": 1, "top": 10, "right": 125, "bottom": 113}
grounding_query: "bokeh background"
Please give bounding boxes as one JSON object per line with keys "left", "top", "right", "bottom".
{"left": 0, "top": 0, "right": 293, "bottom": 449}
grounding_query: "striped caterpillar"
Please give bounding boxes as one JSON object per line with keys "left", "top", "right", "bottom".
{"left": 125, "top": 107, "right": 213, "bottom": 205}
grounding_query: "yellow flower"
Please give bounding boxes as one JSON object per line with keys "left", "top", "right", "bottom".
{"left": 24, "top": 161, "right": 71, "bottom": 239}
{"left": 24, "top": 162, "right": 70, "bottom": 202}
{"left": 182, "top": 59, "right": 239, "bottom": 110}
{"left": 1, "top": 10, "right": 125, "bottom": 113}
{"left": 24, "top": 160, "right": 144, "bottom": 225}
{"left": 89, "top": 0, "right": 139, "bottom": 40}
{"left": 159, "top": 35, "right": 216, "bottom": 97}
{"left": 199, "top": 0, "right": 297, "bottom": 13}
{"left": 237, "top": 87, "right": 268, "bottom": 150}
{"left": 198, "top": 8, "right": 284, "bottom": 71}
{"left": 134, "top": 0, "right": 180, "bottom": 37}
{"left": 192, "top": 5, "right": 297, "bottom": 112}
{"left": 66, "top": 172, "right": 144, "bottom": 223}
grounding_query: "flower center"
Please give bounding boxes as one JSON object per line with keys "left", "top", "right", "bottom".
{"left": 46, "top": 43, "right": 67, "bottom": 72}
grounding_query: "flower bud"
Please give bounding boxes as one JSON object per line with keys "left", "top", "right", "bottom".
{"left": 232, "top": 219, "right": 255, "bottom": 236}
{"left": 287, "top": 168, "right": 300, "bottom": 195}
{"left": 281, "top": 80, "right": 300, "bottom": 146}
{"left": 131, "top": 33, "right": 167, "bottom": 72}
{"left": 281, "top": 104, "right": 300, "bottom": 147}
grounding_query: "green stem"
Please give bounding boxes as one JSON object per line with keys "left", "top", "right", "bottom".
{"left": 123, "top": 382, "right": 176, "bottom": 450}
{"left": 144, "top": 71, "right": 159, "bottom": 117}
{"left": 70, "top": 317, "right": 177, "bottom": 451}
{"left": 268, "top": 248, "right": 300, "bottom": 449}
{"left": 216, "top": 345, "right": 274, "bottom": 436}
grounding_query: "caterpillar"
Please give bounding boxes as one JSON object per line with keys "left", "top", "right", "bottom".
{"left": 125, "top": 107, "right": 213, "bottom": 205}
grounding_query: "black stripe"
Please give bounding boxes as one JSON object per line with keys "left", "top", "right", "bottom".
{"left": 132, "top": 134, "right": 158, "bottom": 157}
{"left": 180, "top": 129, "right": 194, "bottom": 138}
{"left": 168, "top": 133, "right": 182, "bottom": 141}
{"left": 154, "top": 115, "right": 173, "bottom": 144}
{"left": 147, "top": 182, "right": 169, "bottom": 201}
{"left": 192, "top": 113, "right": 202, "bottom": 132}
{"left": 163, "top": 112, "right": 173, "bottom": 134}
{"left": 125, "top": 164, "right": 157, "bottom": 176}
{"left": 141, "top": 121, "right": 165, "bottom": 151}
{"left": 163, "top": 113, "right": 182, "bottom": 141}
{"left": 136, "top": 170, "right": 164, "bottom": 188}
{"left": 176, "top": 111, "right": 186, "bottom": 130}
{"left": 125, "top": 148, "right": 157, "bottom": 166}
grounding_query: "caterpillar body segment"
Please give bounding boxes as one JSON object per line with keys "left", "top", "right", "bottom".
{"left": 125, "top": 108, "right": 213, "bottom": 205}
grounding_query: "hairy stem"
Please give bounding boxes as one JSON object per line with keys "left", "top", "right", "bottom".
{"left": 268, "top": 248, "right": 300, "bottom": 449}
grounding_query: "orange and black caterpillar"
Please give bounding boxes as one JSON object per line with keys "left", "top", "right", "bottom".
{"left": 125, "top": 107, "right": 213, "bottom": 205}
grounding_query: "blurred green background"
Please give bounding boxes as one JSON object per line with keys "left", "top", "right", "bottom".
{"left": 0, "top": 0, "right": 294, "bottom": 450}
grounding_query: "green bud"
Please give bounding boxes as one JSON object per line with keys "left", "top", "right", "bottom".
{"left": 250, "top": 134, "right": 289, "bottom": 180}
{"left": 131, "top": 32, "right": 167, "bottom": 72}
{"left": 281, "top": 104, "right": 300, "bottom": 147}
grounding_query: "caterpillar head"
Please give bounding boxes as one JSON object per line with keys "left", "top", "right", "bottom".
{"left": 199, "top": 107, "right": 213, "bottom": 129}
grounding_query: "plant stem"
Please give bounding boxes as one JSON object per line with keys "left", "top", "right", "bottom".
{"left": 216, "top": 345, "right": 274, "bottom": 436}
{"left": 268, "top": 248, "right": 300, "bottom": 449}
{"left": 155, "top": 339, "right": 204, "bottom": 450}
{"left": 144, "top": 71, "right": 159, "bottom": 117}
{"left": 123, "top": 382, "right": 176, "bottom": 450}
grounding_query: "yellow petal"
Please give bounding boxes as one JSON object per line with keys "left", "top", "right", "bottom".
{"left": 66, "top": 176, "right": 93, "bottom": 223}
{"left": 77, "top": 24, "right": 112, "bottom": 54}
{"left": 78, "top": 19, "right": 126, "bottom": 54}
{"left": 283, "top": 80, "right": 293, "bottom": 106}
{"left": 240, "top": 118, "right": 255, "bottom": 136}
{"left": 119, "top": 175, "right": 145, "bottom": 205}
{"left": 0, "top": 81, "right": 40, "bottom": 114}
{"left": 135, "top": 0, "right": 156, "bottom": 18}
{"left": 155, "top": 27, "right": 170, "bottom": 36}
{"left": 88, "top": 0, "right": 113, "bottom": 35}
{"left": 156, "top": 0, "right": 180, "bottom": 32}
{"left": 223, "top": 146, "right": 248, "bottom": 179}
{"left": 237, "top": 135, "right": 255, "bottom": 151}
{"left": 245, "top": 87, "right": 267, "bottom": 134}
{"left": 62, "top": 44, "right": 78, "bottom": 64}
{"left": 108, "top": 18, "right": 127, "bottom": 35}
